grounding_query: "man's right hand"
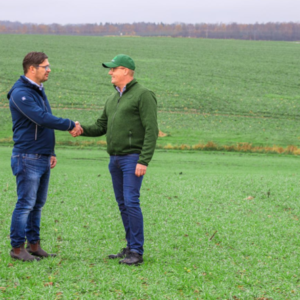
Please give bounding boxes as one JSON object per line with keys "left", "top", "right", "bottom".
{"left": 135, "top": 163, "right": 147, "bottom": 177}
{"left": 70, "top": 121, "right": 84, "bottom": 137}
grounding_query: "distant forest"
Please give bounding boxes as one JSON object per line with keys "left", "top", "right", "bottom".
{"left": 1, "top": 21, "right": 300, "bottom": 41}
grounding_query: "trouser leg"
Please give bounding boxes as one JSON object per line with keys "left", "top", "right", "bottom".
{"left": 109, "top": 156, "right": 130, "bottom": 248}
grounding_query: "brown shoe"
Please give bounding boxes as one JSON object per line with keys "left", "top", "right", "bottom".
{"left": 10, "top": 243, "right": 40, "bottom": 262}
{"left": 26, "top": 240, "right": 56, "bottom": 258}
{"left": 108, "top": 247, "right": 130, "bottom": 259}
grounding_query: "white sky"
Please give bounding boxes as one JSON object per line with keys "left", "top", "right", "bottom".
{"left": 1, "top": 0, "right": 299, "bottom": 24}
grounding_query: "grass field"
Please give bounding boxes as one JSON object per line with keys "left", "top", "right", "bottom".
{"left": 1, "top": 146, "right": 300, "bottom": 299}
{"left": 1, "top": 35, "right": 300, "bottom": 299}
{"left": 0, "top": 35, "right": 300, "bottom": 151}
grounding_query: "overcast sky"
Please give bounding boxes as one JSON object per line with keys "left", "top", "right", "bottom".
{"left": 1, "top": 0, "right": 299, "bottom": 24}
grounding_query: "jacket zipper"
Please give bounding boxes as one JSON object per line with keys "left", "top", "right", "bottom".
{"left": 110, "top": 97, "right": 121, "bottom": 153}
{"left": 42, "top": 97, "right": 48, "bottom": 111}
{"left": 129, "top": 131, "right": 132, "bottom": 148}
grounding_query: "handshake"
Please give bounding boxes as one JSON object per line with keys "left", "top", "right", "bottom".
{"left": 69, "top": 121, "right": 84, "bottom": 137}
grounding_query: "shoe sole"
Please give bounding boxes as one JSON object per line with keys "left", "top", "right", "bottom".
{"left": 27, "top": 251, "right": 57, "bottom": 258}
{"left": 119, "top": 261, "right": 143, "bottom": 266}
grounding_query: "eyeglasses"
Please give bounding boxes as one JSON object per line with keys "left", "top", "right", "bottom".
{"left": 36, "top": 65, "right": 51, "bottom": 71}
{"left": 109, "top": 67, "right": 125, "bottom": 72}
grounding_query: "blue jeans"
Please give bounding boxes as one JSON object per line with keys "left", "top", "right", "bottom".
{"left": 109, "top": 154, "right": 144, "bottom": 255}
{"left": 10, "top": 153, "right": 51, "bottom": 248}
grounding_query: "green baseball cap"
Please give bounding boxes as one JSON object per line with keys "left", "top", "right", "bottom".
{"left": 102, "top": 54, "right": 135, "bottom": 70}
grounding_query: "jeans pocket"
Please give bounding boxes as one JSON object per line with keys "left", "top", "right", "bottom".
{"left": 24, "top": 155, "right": 42, "bottom": 172}
{"left": 24, "top": 155, "right": 50, "bottom": 173}
{"left": 11, "top": 154, "right": 20, "bottom": 176}
{"left": 23, "top": 154, "right": 41, "bottom": 160}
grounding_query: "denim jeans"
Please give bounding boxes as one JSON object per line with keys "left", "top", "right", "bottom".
{"left": 10, "top": 153, "right": 51, "bottom": 248}
{"left": 109, "top": 154, "right": 144, "bottom": 255}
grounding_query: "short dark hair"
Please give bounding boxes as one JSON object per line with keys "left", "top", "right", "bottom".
{"left": 23, "top": 52, "right": 48, "bottom": 74}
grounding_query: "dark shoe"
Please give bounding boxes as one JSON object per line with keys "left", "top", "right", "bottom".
{"left": 119, "top": 251, "right": 143, "bottom": 265}
{"left": 10, "top": 243, "right": 40, "bottom": 262}
{"left": 108, "top": 247, "right": 130, "bottom": 259}
{"left": 26, "top": 240, "right": 56, "bottom": 258}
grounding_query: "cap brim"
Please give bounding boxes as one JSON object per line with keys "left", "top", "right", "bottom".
{"left": 102, "top": 62, "right": 118, "bottom": 68}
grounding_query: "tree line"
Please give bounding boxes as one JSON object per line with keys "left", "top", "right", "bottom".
{"left": 1, "top": 21, "right": 299, "bottom": 41}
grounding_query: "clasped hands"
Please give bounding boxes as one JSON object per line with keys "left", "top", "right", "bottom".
{"left": 69, "top": 121, "right": 83, "bottom": 137}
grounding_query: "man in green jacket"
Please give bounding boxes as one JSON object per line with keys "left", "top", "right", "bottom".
{"left": 72, "top": 54, "right": 158, "bottom": 265}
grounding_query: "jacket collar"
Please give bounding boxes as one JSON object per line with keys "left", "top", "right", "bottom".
{"left": 114, "top": 78, "right": 137, "bottom": 95}
{"left": 20, "top": 76, "right": 44, "bottom": 94}
{"left": 25, "top": 76, "right": 44, "bottom": 91}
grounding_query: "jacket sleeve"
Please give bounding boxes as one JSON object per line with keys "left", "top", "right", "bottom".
{"left": 81, "top": 106, "right": 108, "bottom": 137}
{"left": 11, "top": 90, "right": 75, "bottom": 131}
{"left": 138, "top": 90, "right": 159, "bottom": 166}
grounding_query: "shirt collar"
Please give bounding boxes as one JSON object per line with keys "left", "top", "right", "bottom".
{"left": 115, "top": 86, "right": 126, "bottom": 96}
{"left": 25, "top": 76, "right": 44, "bottom": 91}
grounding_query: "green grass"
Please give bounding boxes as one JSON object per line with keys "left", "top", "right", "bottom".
{"left": 1, "top": 34, "right": 300, "bottom": 299}
{"left": 1, "top": 146, "right": 300, "bottom": 299}
{"left": 1, "top": 35, "right": 300, "bottom": 149}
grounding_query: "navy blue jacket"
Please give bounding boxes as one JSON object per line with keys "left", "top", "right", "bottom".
{"left": 7, "top": 76, "right": 75, "bottom": 155}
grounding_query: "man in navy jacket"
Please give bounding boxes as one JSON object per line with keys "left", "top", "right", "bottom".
{"left": 7, "top": 52, "right": 82, "bottom": 261}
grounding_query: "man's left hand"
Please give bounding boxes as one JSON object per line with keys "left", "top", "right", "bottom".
{"left": 135, "top": 163, "right": 147, "bottom": 177}
{"left": 50, "top": 156, "right": 57, "bottom": 169}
